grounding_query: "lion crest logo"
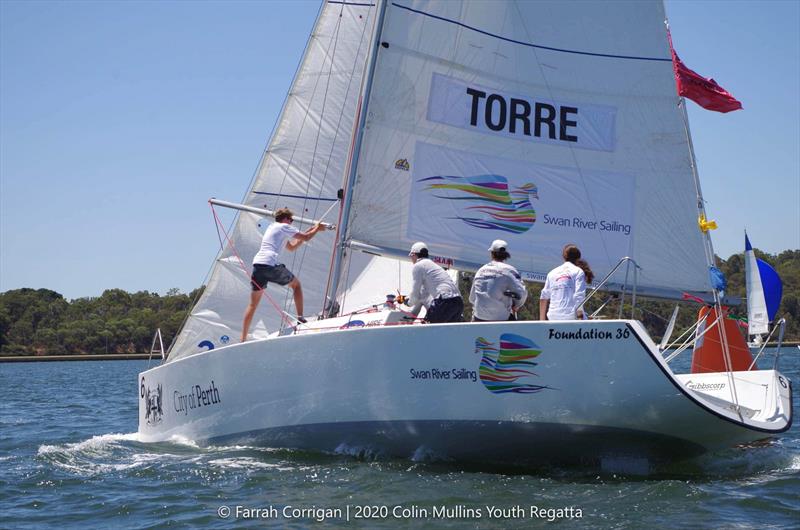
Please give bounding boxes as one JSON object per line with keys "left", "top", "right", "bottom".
{"left": 144, "top": 383, "right": 164, "bottom": 425}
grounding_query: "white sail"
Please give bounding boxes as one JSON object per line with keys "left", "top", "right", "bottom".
{"left": 344, "top": 0, "right": 709, "bottom": 298}
{"left": 339, "top": 254, "right": 411, "bottom": 314}
{"left": 745, "top": 242, "right": 769, "bottom": 336}
{"left": 168, "top": 1, "right": 378, "bottom": 360}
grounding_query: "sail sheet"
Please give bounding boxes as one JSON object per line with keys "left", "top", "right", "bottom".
{"left": 168, "top": 1, "right": 378, "bottom": 361}
{"left": 345, "top": 0, "right": 710, "bottom": 297}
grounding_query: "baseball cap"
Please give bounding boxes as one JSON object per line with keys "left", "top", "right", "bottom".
{"left": 488, "top": 239, "right": 508, "bottom": 252}
{"left": 409, "top": 241, "right": 427, "bottom": 255}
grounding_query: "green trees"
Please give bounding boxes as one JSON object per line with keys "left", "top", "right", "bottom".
{"left": 0, "top": 288, "right": 200, "bottom": 356}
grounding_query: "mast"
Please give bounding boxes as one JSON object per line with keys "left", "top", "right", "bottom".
{"left": 326, "top": 0, "right": 389, "bottom": 307}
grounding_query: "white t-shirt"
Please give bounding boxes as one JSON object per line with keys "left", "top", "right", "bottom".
{"left": 540, "top": 261, "right": 586, "bottom": 320}
{"left": 409, "top": 258, "right": 460, "bottom": 311}
{"left": 253, "top": 222, "right": 300, "bottom": 266}
{"left": 469, "top": 261, "right": 527, "bottom": 321}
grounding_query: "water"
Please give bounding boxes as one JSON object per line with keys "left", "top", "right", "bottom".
{"left": 2, "top": 355, "right": 798, "bottom": 529}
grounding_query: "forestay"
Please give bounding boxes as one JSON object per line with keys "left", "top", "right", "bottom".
{"left": 168, "top": 1, "right": 378, "bottom": 361}
{"left": 345, "top": 0, "right": 710, "bottom": 297}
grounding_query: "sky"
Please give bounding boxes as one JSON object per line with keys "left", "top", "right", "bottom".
{"left": 1, "top": 0, "right": 798, "bottom": 301}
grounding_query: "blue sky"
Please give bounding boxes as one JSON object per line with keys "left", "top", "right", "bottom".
{"left": 1, "top": 0, "right": 798, "bottom": 300}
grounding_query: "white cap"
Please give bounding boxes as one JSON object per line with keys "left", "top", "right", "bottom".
{"left": 409, "top": 241, "right": 427, "bottom": 255}
{"left": 488, "top": 239, "right": 508, "bottom": 252}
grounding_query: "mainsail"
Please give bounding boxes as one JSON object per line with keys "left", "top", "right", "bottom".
{"left": 342, "top": 0, "right": 711, "bottom": 299}
{"left": 169, "top": 1, "right": 379, "bottom": 360}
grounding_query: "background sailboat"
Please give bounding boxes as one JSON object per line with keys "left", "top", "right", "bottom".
{"left": 745, "top": 233, "right": 783, "bottom": 345}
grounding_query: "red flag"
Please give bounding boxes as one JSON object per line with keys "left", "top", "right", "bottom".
{"left": 669, "top": 44, "right": 742, "bottom": 113}
{"left": 681, "top": 292, "right": 707, "bottom": 305}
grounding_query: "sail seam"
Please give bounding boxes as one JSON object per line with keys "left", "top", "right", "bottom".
{"left": 391, "top": 2, "right": 672, "bottom": 62}
{"left": 328, "top": 1, "right": 376, "bottom": 5}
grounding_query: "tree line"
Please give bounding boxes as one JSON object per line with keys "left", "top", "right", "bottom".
{"left": 0, "top": 287, "right": 203, "bottom": 356}
{"left": 0, "top": 249, "right": 797, "bottom": 356}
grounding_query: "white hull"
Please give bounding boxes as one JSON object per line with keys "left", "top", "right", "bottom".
{"left": 138, "top": 320, "right": 792, "bottom": 465}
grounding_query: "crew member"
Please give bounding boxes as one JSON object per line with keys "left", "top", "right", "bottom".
{"left": 539, "top": 244, "right": 594, "bottom": 321}
{"left": 469, "top": 240, "right": 527, "bottom": 321}
{"left": 406, "top": 242, "right": 464, "bottom": 323}
{"left": 241, "top": 208, "right": 325, "bottom": 341}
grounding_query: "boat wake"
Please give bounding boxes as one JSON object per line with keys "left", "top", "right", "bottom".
{"left": 37, "top": 432, "right": 154, "bottom": 475}
{"left": 35, "top": 433, "right": 325, "bottom": 477}
{"left": 35, "top": 430, "right": 799, "bottom": 481}
{"left": 647, "top": 438, "right": 800, "bottom": 481}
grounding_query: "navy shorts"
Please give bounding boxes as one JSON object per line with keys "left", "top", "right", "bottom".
{"left": 251, "top": 264, "right": 295, "bottom": 290}
{"left": 426, "top": 296, "right": 464, "bottom": 324}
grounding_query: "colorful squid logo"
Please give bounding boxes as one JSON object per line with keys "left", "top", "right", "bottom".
{"left": 418, "top": 174, "right": 538, "bottom": 234}
{"left": 475, "top": 333, "right": 549, "bottom": 394}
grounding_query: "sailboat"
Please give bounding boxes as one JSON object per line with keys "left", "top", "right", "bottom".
{"left": 744, "top": 233, "right": 783, "bottom": 347}
{"left": 137, "top": 0, "right": 792, "bottom": 466}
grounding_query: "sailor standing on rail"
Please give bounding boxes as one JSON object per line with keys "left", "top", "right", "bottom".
{"left": 469, "top": 240, "right": 527, "bottom": 321}
{"left": 406, "top": 242, "right": 464, "bottom": 323}
{"left": 241, "top": 207, "right": 325, "bottom": 341}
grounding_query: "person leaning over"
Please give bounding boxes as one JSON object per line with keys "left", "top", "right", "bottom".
{"left": 469, "top": 239, "right": 527, "bottom": 321}
{"left": 241, "top": 208, "right": 325, "bottom": 341}
{"left": 406, "top": 242, "right": 464, "bottom": 323}
{"left": 539, "top": 244, "right": 594, "bottom": 321}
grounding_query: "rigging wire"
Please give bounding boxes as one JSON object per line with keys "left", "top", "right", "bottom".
{"left": 290, "top": 4, "right": 374, "bottom": 313}
{"left": 322, "top": 2, "right": 383, "bottom": 307}
{"left": 274, "top": 6, "right": 349, "bottom": 329}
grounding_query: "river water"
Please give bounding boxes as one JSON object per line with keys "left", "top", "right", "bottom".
{"left": 1, "top": 352, "right": 798, "bottom": 528}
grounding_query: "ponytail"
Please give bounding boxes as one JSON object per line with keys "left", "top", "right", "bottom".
{"left": 562, "top": 244, "right": 593, "bottom": 283}
{"left": 575, "top": 259, "right": 594, "bottom": 284}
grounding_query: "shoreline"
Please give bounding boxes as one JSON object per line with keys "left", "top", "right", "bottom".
{"left": 0, "top": 353, "right": 156, "bottom": 363}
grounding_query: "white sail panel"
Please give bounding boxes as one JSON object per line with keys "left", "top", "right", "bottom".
{"left": 339, "top": 253, "right": 413, "bottom": 314}
{"left": 408, "top": 141, "right": 634, "bottom": 279}
{"left": 346, "top": 0, "right": 709, "bottom": 296}
{"left": 169, "top": 1, "right": 378, "bottom": 361}
{"left": 745, "top": 234, "right": 770, "bottom": 336}
{"left": 745, "top": 251, "right": 769, "bottom": 336}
